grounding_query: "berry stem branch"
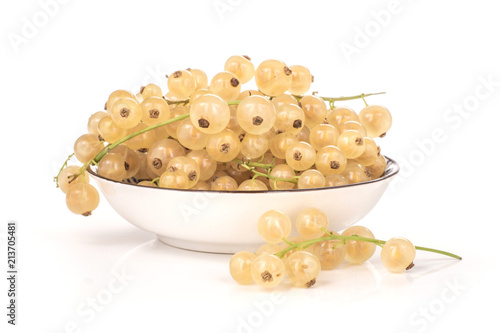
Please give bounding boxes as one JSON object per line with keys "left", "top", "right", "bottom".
{"left": 237, "top": 162, "right": 298, "bottom": 186}
{"left": 69, "top": 113, "right": 191, "bottom": 180}
{"left": 361, "top": 95, "right": 369, "bottom": 107}
{"left": 54, "top": 153, "right": 75, "bottom": 187}
{"left": 164, "top": 98, "right": 189, "bottom": 105}
{"left": 274, "top": 233, "right": 462, "bottom": 261}
{"left": 232, "top": 158, "right": 274, "bottom": 169}
{"left": 58, "top": 91, "right": 385, "bottom": 186}
{"left": 319, "top": 92, "right": 385, "bottom": 104}
{"left": 93, "top": 113, "right": 191, "bottom": 163}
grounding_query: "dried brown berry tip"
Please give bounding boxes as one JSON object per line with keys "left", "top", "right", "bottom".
{"left": 198, "top": 118, "right": 210, "bottom": 128}
{"left": 261, "top": 271, "right": 273, "bottom": 282}
{"left": 293, "top": 119, "right": 302, "bottom": 129}
{"left": 120, "top": 108, "right": 130, "bottom": 118}
{"left": 149, "top": 109, "right": 160, "bottom": 119}
{"left": 305, "top": 279, "right": 316, "bottom": 288}
{"left": 173, "top": 71, "right": 182, "bottom": 78}
{"left": 330, "top": 161, "right": 340, "bottom": 169}
{"left": 220, "top": 143, "right": 230, "bottom": 153}
{"left": 188, "top": 171, "right": 197, "bottom": 181}
{"left": 364, "top": 167, "right": 371, "bottom": 178}
{"left": 152, "top": 158, "right": 162, "bottom": 169}
{"left": 284, "top": 66, "right": 292, "bottom": 75}
{"left": 230, "top": 77, "right": 240, "bottom": 87}
{"left": 252, "top": 116, "right": 264, "bottom": 126}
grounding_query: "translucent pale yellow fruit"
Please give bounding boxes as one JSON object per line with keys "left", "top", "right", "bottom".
{"left": 109, "top": 98, "right": 142, "bottom": 129}
{"left": 295, "top": 208, "right": 329, "bottom": 239}
{"left": 210, "top": 71, "right": 241, "bottom": 101}
{"left": 229, "top": 251, "right": 256, "bottom": 285}
{"left": 97, "top": 153, "right": 127, "bottom": 182}
{"left": 342, "top": 226, "right": 376, "bottom": 264}
{"left": 66, "top": 183, "right": 100, "bottom": 216}
{"left": 250, "top": 254, "right": 285, "bottom": 288}
{"left": 308, "top": 231, "right": 346, "bottom": 270}
{"left": 58, "top": 165, "right": 89, "bottom": 194}
{"left": 236, "top": 95, "right": 276, "bottom": 135}
{"left": 358, "top": 105, "right": 392, "bottom": 138}
{"left": 337, "top": 130, "right": 366, "bottom": 159}
{"left": 190, "top": 94, "right": 231, "bottom": 134}
{"left": 297, "top": 169, "right": 326, "bottom": 189}
{"left": 381, "top": 237, "right": 416, "bottom": 273}
{"left": 288, "top": 65, "right": 312, "bottom": 95}
{"left": 224, "top": 55, "right": 255, "bottom": 84}
{"left": 167, "top": 70, "right": 196, "bottom": 100}
{"left": 254, "top": 59, "right": 292, "bottom": 96}
{"left": 284, "top": 251, "right": 321, "bottom": 288}
{"left": 74, "top": 134, "right": 104, "bottom": 164}
{"left": 285, "top": 141, "right": 316, "bottom": 171}
{"left": 257, "top": 210, "right": 292, "bottom": 244}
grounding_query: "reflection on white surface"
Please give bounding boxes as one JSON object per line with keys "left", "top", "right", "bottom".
{"left": 3, "top": 204, "right": 494, "bottom": 333}
{"left": 41, "top": 233, "right": 469, "bottom": 333}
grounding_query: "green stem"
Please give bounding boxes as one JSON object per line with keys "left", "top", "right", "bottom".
{"left": 94, "top": 113, "right": 190, "bottom": 163}
{"left": 227, "top": 91, "right": 384, "bottom": 107}
{"left": 232, "top": 158, "right": 274, "bottom": 169}
{"left": 281, "top": 237, "right": 294, "bottom": 247}
{"left": 361, "top": 95, "right": 368, "bottom": 107}
{"left": 319, "top": 92, "right": 385, "bottom": 103}
{"left": 164, "top": 98, "right": 189, "bottom": 105}
{"left": 274, "top": 234, "right": 462, "bottom": 261}
{"left": 72, "top": 113, "right": 190, "bottom": 180}
{"left": 53, "top": 153, "right": 75, "bottom": 187}
{"left": 60, "top": 91, "right": 385, "bottom": 185}
{"left": 238, "top": 163, "right": 298, "bottom": 186}
{"left": 413, "top": 246, "right": 462, "bottom": 260}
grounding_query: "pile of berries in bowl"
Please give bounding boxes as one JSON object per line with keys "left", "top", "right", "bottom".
{"left": 56, "top": 55, "right": 399, "bottom": 253}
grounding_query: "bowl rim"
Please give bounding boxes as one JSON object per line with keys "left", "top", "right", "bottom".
{"left": 88, "top": 155, "right": 399, "bottom": 194}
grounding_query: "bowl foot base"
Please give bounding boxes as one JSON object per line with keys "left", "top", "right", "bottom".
{"left": 156, "top": 235, "right": 260, "bottom": 254}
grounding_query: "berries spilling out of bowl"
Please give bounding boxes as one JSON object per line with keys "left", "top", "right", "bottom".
{"left": 55, "top": 55, "right": 391, "bottom": 216}
{"left": 229, "top": 208, "right": 462, "bottom": 289}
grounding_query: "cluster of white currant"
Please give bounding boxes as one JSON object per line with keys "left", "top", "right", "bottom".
{"left": 229, "top": 208, "right": 461, "bottom": 288}
{"left": 55, "top": 55, "right": 392, "bottom": 216}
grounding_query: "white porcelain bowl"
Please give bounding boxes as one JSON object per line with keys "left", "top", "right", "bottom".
{"left": 89, "top": 157, "right": 399, "bottom": 254}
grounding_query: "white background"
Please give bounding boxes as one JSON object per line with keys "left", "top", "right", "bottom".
{"left": 1, "top": 0, "right": 499, "bottom": 332}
